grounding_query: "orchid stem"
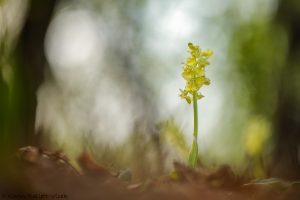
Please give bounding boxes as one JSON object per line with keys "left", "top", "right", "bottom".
{"left": 188, "top": 93, "right": 198, "bottom": 168}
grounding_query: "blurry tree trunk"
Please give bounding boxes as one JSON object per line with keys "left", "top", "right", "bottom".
{"left": 15, "top": 0, "right": 57, "bottom": 146}
{"left": 271, "top": 0, "right": 300, "bottom": 180}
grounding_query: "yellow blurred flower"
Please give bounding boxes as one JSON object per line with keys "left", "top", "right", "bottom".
{"left": 244, "top": 117, "right": 271, "bottom": 157}
{"left": 179, "top": 42, "right": 213, "bottom": 103}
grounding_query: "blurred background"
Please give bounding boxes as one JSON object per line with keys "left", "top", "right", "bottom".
{"left": 0, "top": 0, "right": 300, "bottom": 180}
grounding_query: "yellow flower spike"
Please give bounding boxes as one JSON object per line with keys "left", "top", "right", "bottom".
{"left": 203, "top": 77, "right": 210, "bottom": 85}
{"left": 182, "top": 70, "right": 193, "bottom": 81}
{"left": 194, "top": 68, "right": 204, "bottom": 77}
{"left": 195, "top": 77, "right": 204, "bottom": 88}
{"left": 186, "top": 57, "right": 197, "bottom": 66}
{"left": 188, "top": 43, "right": 201, "bottom": 57}
{"left": 179, "top": 42, "right": 213, "bottom": 168}
{"left": 196, "top": 93, "right": 204, "bottom": 100}
{"left": 202, "top": 49, "right": 213, "bottom": 57}
{"left": 179, "top": 89, "right": 192, "bottom": 104}
{"left": 198, "top": 58, "right": 209, "bottom": 67}
{"left": 180, "top": 42, "right": 212, "bottom": 99}
{"left": 185, "top": 96, "right": 192, "bottom": 104}
{"left": 188, "top": 42, "right": 195, "bottom": 49}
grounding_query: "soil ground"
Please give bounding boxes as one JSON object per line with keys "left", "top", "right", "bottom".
{"left": 1, "top": 146, "right": 300, "bottom": 200}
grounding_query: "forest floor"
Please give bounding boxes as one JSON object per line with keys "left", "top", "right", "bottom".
{"left": 1, "top": 146, "right": 300, "bottom": 200}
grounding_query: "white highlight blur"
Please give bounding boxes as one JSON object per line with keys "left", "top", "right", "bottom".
{"left": 45, "top": 8, "right": 103, "bottom": 70}
{"left": 40, "top": 6, "right": 137, "bottom": 147}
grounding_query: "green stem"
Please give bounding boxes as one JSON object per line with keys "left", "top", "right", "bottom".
{"left": 188, "top": 93, "right": 198, "bottom": 168}
{"left": 193, "top": 93, "right": 198, "bottom": 140}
